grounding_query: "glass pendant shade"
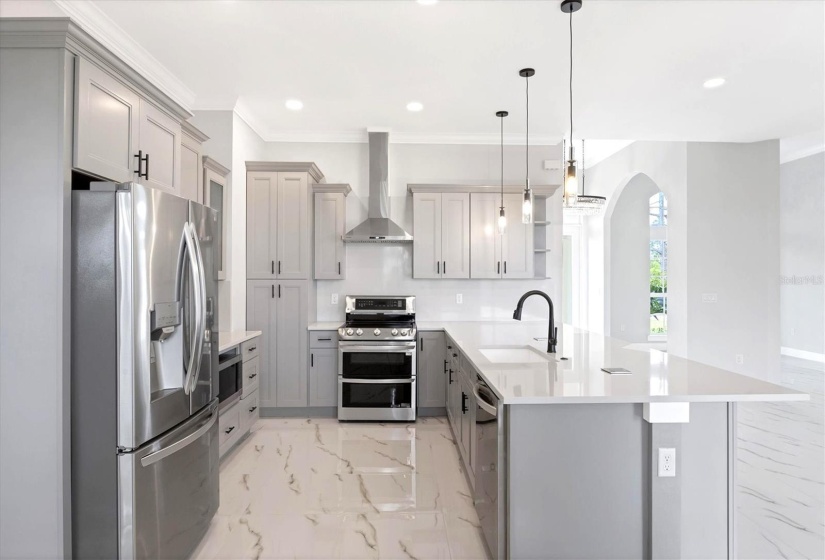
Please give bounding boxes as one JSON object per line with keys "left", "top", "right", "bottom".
{"left": 522, "top": 181, "right": 533, "bottom": 224}
{"left": 564, "top": 161, "right": 578, "bottom": 205}
{"left": 498, "top": 207, "right": 507, "bottom": 234}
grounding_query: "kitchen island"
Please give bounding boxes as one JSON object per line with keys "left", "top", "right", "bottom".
{"left": 417, "top": 322, "right": 806, "bottom": 560}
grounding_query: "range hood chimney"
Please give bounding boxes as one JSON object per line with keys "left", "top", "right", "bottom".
{"left": 343, "top": 131, "right": 413, "bottom": 243}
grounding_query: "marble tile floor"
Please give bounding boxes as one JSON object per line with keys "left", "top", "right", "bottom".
{"left": 737, "top": 357, "right": 825, "bottom": 560}
{"left": 191, "top": 417, "right": 489, "bottom": 560}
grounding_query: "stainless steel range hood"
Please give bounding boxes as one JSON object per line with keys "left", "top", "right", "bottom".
{"left": 343, "top": 132, "right": 413, "bottom": 243}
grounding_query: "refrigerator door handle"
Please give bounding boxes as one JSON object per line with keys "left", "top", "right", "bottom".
{"left": 182, "top": 222, "right": 204, "bottom": 395}
{"left": 187, "top": 221, "right": 208, "bottom": 394}
{"left": 139, "top": 407, "right": 217, "bottom": 467}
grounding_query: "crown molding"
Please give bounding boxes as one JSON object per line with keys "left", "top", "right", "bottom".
{"left": 203, "top": 156, "right": 230, "bottom": 177}
{"left": 408, "top": 183, "right": 561, "bottom": 197}
{"left": 260, "top": 129, "right": 561, "bottom": 146}
{"left": 181, "top": 121, "right": 210, "bottom": 143}
{"left": 53, "top": 0, "right": 195, "bottom": 110}
{"left": 313, "top": 183, "right": 352, "bottom": 196}
{"left": 245, "top": 162, "right": 325, "bottom": 183}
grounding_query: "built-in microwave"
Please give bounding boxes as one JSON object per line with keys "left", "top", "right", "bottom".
{"left": 218, "top": 348, "right": 242, "bottom": 409}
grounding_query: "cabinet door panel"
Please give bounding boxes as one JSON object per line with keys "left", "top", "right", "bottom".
{"left": 277, "top": 173, "right": 310, "bottom": 279}
{"left": 470, "top": 193, "right": 502, "bottom": 278}
{"left": 138, "top": 100, "right": 181, "bottom": 193}
{"left": 502, "top": 193, "right": 534, "bottom": 278}
{"left": 309, "top": 348, "right": 338, "bottom": 407}
{"left": 246, "top": 281, "right": 277, "bottom": 408}
{"left": 74, "top": 58, "right": 139, "bottom": 182}
{"left": 179, "top": 141, "right": 201, "bottom": 203}
{"left": 413, "top": 193, "right": 442, "bottom": 278}
{"left": 418, "top": 331, "right": 447, "bottom": 409}
{"left": 314, "top": 193, "right": 345, "bottom": 279}
{"left": 275, "top": 281, "right": 308, "bottom": 407}
{"left": 441, "top": 193, "right": 470, "bottom": 279}
{"left": 247, "top": 172, "right": 277, "bottom": 279}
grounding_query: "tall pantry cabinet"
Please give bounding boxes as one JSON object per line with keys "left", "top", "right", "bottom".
{"left": 246, "top": 162, "right": 324, "bottom": 409}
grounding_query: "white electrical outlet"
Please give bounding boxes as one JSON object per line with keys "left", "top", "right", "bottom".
{"left": 658, "top": 448, "right": 676, "bottom": 477}
{"left": 702, "top": 293, "right": 718, "bottom": 303}
{"left": 331, "top": 293, "right": 338, "bottom": 305}
{"left": 456, "top": 294, "right": 463, "bottom": 304}
{"left": 735, "top": 354, "right": 744, "bottom": 365}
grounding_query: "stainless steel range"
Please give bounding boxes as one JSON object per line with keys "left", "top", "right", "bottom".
{"left": 338, "top": 296, "right": 417, "bottom": 421}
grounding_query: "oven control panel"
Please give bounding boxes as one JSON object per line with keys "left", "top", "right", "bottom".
{"left": 345, "top": 296, "right": 415, "bottom": 315}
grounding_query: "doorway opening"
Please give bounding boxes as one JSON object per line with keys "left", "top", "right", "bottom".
{"left": 649, "top": 192, "right": 668, "bottom": 341}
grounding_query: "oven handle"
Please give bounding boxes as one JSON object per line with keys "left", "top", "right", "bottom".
{"left": 340, "top": 378, "right": 414, "bottom": 384}
{"left": 339, "top": 344, "right": 416, "bottom": 353}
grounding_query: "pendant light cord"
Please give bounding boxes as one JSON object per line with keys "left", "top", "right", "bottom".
{"left": 569, "top": 8, "right": 573, "bottom": 160}
{"left": 526, "top": 74, "right": 529, "bottom": 184}
{"left": 500, "top": 115, "right": 504, "bottom": 208}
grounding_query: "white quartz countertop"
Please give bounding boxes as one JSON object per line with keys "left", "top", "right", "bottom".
{"left": 308, "top": 322, "right": 343, "bottom": 331}
{"left": 218, "top": 330, "right": 262, "bottom": 353}
{"left": 418, "top": 321, "right": 807, "bottom": 405}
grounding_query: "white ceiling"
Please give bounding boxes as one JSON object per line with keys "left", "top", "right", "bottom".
{"left": 13, "top": 0, "right": 825, "bottom": 147}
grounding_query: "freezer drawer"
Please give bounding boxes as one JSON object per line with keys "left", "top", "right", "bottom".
{"left": 118, "top": 400, "right": 219, "bottom": 560}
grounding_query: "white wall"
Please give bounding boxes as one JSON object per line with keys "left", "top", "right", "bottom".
{"left": 580, "top": 140, "right": 782, "bottom": 381}
{"left": 0, "top": 46, "right": 72, "bottom": 559}
{"left": 608, "top": 174, "right": 661, "bottom": 342}
{"left": 265, "top": 141, "right": 564, "bottom": 323}
{"left": 779, "top": 151, "right": 824, "bottom": 357}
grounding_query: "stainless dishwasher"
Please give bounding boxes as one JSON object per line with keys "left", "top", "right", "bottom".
{"left": 474, "top": 380, "right": 502, "bottom": 559}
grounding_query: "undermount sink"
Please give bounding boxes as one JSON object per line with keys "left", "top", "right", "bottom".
{"left": 479, "top": 345, "right": 552, "bottom": 364}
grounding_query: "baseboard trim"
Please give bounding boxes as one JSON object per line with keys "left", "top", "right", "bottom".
{"left": 781, "top": 347, "right": 825, "bottom": 363}
{"left": 260, "top": 407, "right": 337, "bottom": 418}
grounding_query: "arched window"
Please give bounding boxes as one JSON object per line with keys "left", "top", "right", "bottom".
{"left": 650, "top": 193, "right": 668, "bottom": 337}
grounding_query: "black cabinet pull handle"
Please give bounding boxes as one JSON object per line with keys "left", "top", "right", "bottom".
{"left": 249, "top": 406, "right": 257, "bottom": 413}
{"left": 248, "top": 346, "right": 257, "bottom": 352}
{"left": 447, "top": 345, "right": 452, "bottom": 350}
{"left": 444, "top": 359, "right": 448, "bottom": 373}
{"left": 278, "top": 284, "right": 281, "bottom": 298}
{"left": 318, "top": 338, "right": 331, "bottom": 341}
{"left": 248, "top": 373, "right": 257, "bottom": 379}
{"left": 504, "top": 261, "right": 507, "bottom": 274}
{"left": 133, "top": 150, "right": 142, "bottom": 177}
{"left": 497, "top": 261, "right": 501, "bottom": 275}
{"left": 449, "top": 369, "right": 453, "bottom": 384}
{"left": 443, "top": 261, "right": 446, "bottom": 275}
{"left": 271, "top": 285, "right": 274, "bottom": 298}
{"left": 461, "top": 392, "right": 468, "bottom": 414}
{"left": 225, "top": 426, "right": 235, "bottom": 434}
{"left": 278, "top": 261, "right": 281, "bottom": 274}
{"left": 436, "top": 261, "right": 440, "bottom": 275}
{"left": 452, "top": 353, "right": 457, "bottom": 358}
{"left": 338, "top": 262, "right": 341, "bottom": 275}
{"left": 143, "top": 152, "right": 149, "bottom": 180}
{"left": 311, "top": 353, "right": 314, "bottom": 367}
{"left": 271, "top": 260, "right": 275, "bottom": 274}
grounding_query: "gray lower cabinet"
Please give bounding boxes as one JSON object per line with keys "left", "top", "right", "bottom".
{"left": 446, "top": 339, "right": 460, "bottom": 430}
{"left": 417, "top": 331, "right": 447, "bottom": 409}
{"left": 246, "top": 280, "right": 308, "bottom": 408}
{"left": 458, "top": 359, "right": 476, "bottom": 479}
{"left": 309, "top": 348, "right": 338, "bottom": 407}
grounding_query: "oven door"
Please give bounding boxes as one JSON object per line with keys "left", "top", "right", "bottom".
{"left": 338, "top": 342, "right": 416, "bottom": 421}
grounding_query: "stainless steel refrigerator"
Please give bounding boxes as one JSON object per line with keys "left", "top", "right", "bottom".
{"left": 71, "top": 182, "right": 220, "bottom": 560}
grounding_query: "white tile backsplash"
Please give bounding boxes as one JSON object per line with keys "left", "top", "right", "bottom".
{"left": 315, "top": 244, "right": 558, "bottom": 323}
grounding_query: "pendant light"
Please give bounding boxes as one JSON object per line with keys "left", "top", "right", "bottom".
{"left": 566, "top": 139, "right": 607, "bottom": 215}
{"left": 561, "top": 0, "right": 581, "bottom": 207}
{"left": 496, "top": 110, "right": 509, "bottom": 234}
{"left": 519, "top": 68, "right": 535, "bottom": 224}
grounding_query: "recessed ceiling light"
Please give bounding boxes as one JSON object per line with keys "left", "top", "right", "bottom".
{"left": 703, "top": 77, "right": 726, "bottom": 89}
{"left": 417, "top": 0, "right": 438, "bottom": 5}
{"left": 285, "top": 99, "right": 303, "bottom": 111}
{"left": 406, "top": 101, "right": 424, "bottom": 112}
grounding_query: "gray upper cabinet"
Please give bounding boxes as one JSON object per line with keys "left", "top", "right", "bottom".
{"left": 314, "top": 185, "right": 350, "bottom": 280}
{"left": 309, "top": 347, "right": 337, "bottom": 407}
{"left": 275, "top": 281, "right": 308, "bottom": 407}
{"left": 75, "top": 57, "right": 182, "bottom": 193}
{"left": 418, "top": 331, "right": 447, "bottom": 409}
{"left": 247, "top": 171, "right": 278, "bottom": 279}
{"left": 276, "top": 172, "right": 310, "bottom": 280}
{"left": 470, "top": 193, "right": 503, "bottom": 279}
{"left": 470, "top": 193, "right": 533, "bottom": 279}
{"left": 203, "top": 157, "right": 230, "bottom": 281}
{"left": 138, "top": 99, "right": 181, "bottom": 193}
{"left": 413, "top": 192, "right": 470, "bottom": 279}
{"left": 179, "top": 121, "right": 208, "bottom": 203}
{"left": 74, "top": 57, "right": 140, "bottom": 183}
{"left": 247, "top": 280, "right": 277, "bottom": 408}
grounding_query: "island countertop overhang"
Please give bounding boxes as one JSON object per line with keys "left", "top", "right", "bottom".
{"left": 417, "top": 321, "right": 808, "bottom": 405}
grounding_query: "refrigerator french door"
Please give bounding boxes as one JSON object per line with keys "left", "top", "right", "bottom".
{"left": 72, "top": 182, "right": 220, "bottom": 560}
